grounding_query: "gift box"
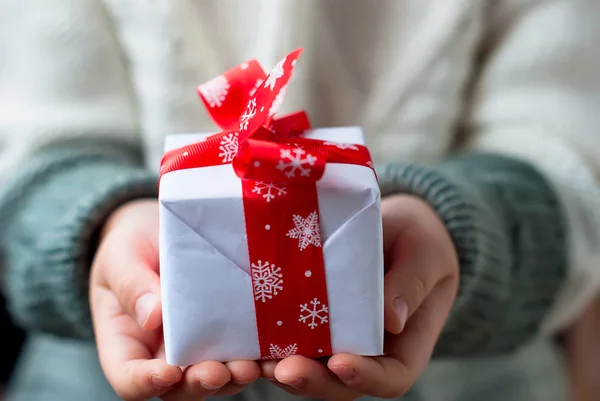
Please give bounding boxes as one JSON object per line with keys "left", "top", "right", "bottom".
{"left": 159, "top": 49, "right": 384, "bottom": 366}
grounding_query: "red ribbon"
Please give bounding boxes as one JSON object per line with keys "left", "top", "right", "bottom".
{"left": 160, "top": 49, "right": 374, "bottom": 360}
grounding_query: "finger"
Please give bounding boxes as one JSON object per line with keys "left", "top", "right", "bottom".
{"left": 94, "top": 231, "right": 162, "bottom": 330}
{"left": 260, "top": 360, "right": 301, "bottom": 396}
{"left": 226, "top": 360, "right": 261, "bottom": 384}
{"left": 383, "top": 247, "right": 439, "bottom": 335}
{"left": 186, "top": 361, "right": 231, "bottom": 392}
{"left": 213, "top": 360, "right": 262, "bottom": 396}
{"left": 328, "top": 354, "right": 408, "bottom": 399}
{"left": 260, "top": 359, "right": 279, "bottom": 381}
{"left": 274, "top": 355, "right": 359, "bottom": 400}
{"left": 382, "top": 196, "right": 457, "bottom": 334}
{"left": 383, "top": 277, "right": 458, "bottom": 396}
{"left": 117, "top": 359, "right": 181, "bottom": 401}
{"left": 162, "top": 361, "right": 231, "bottom": 401}
{"left": 91, "top": 286, "right": 181, "bottom": 401}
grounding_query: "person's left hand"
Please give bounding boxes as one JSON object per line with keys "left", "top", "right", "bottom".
{"left": 260, "top": 194, "right": 459, "bottom": 400}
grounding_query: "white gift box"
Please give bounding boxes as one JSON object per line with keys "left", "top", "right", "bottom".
{"left": 159, "top": 127, "right": 384, "bottom": 366}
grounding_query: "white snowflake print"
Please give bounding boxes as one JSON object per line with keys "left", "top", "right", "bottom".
{"left": 266, "top": 343, "right": 298, "bottom": 359}
{"left": 323, "top": 141, "right": 359, "bottom": 150}
{"left": 299, "top": 298, "right": 329, "bottom": 329}
{"left": 252, "top": 181, "right": 287, "bottom": 202}
{"left": 240, "top": 98, "right": 257, "bottom": 131}
{"left": 269, "top": 85, "right": 287, "bottom": 117}
{"left": 287, "top": 211, "right": 322, "bottom": 251}
{"left": 276, "top": 148, "right": 317, "bottom": 178}
{"left": 198, "top": 75, "right": 230, "bottom": 108}
{"left": 249, "top": 78, "right": 263, "bottom": 96}
{"left": 263, "top": 57, "right": 286, "bottom": 91}
{"left": 252, "top": 260, "right": 283, "bottom": 303}
{"left": 218, "top": 132, "right": 239, "bottom": 163}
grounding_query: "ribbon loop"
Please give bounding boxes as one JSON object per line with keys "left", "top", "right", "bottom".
{"left": 197, "top": 59, "right": 267, "bottom": 132}
{"left": 237, "top": 49, "right": 304, "bottom": 142}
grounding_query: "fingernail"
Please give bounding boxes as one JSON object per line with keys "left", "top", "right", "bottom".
{"left": 287, "top": 378, "right": 305, "bottom": 389}
{"left": 151, "top": 374, "right": 175, "bottom": 389}
{"left": 197, "top": 380, "right": 222, "bottom": 390}
{"left": 135, "top": 293, "right": 157, "bottom": 327}
{"left": 393, "top": 297, "right": 408, "bottom": 332}
{"left": 334, "top": 366, "right": 356, "bottom": 383}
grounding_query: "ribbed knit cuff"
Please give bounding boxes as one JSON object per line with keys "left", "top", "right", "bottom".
{"left": 1, "top": 149, "right": 157, "bottom": 340}
{"left": 377, "top": 153, "right": 566, "bottom": 356}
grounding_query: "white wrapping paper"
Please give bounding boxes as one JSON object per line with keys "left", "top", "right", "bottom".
{"left": 160, "top": 127, "right": 384, "bottom": 366}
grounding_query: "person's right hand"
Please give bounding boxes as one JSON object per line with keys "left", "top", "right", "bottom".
{"left": 90, "top": 199, "right": 261, "bottom": 401}
{"left": 564, "top": 295, "right": 600, "bottom": 401}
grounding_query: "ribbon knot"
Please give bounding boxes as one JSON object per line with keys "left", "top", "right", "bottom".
{"left": 206, "top": 48, "right": 327, "bottom": 183}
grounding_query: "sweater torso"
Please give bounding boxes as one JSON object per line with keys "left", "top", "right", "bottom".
{"left": 99, "top": 0, "right": 483, "bottom": 169}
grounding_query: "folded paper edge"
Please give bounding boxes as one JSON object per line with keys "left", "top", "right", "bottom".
{"left": 160, "top": 198, "right": 250, "bottom": 277}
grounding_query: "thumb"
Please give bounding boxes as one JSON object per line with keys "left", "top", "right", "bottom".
{"left": 95, "top": 232, "right": 162, "bottom": 331}
{"left": 382, "top": 196, "right": 452, "bottom": 335}
{"left": 383, "top": 231, "right": 439, "bottom": 335}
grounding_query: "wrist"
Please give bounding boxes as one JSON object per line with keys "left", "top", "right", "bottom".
{"left": 381, "top": 193, "right": 459, "bottom": 272}
{"left": 100, "top": 199, "right": 158, "bottom": 242}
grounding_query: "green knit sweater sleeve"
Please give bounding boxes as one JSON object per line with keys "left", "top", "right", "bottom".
{"left": 377, "top": 153, "right": 567, "bottom": 357}
{"left": 0, "top": 141, "right": 157, "bottom": 340}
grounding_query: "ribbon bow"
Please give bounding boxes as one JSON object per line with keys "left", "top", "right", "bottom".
{"left": 160, "top": 48, "right": 373, "bottom": 183}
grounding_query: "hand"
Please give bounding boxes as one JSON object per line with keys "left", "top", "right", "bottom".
{"left": 90, "top": 200, "right": 261, "bottom": 401}
{"left": 260, "top": 195, "right": 459, "bottom": 400}
{"left": 564, "top": 295, "right": 600, "bottom": 401}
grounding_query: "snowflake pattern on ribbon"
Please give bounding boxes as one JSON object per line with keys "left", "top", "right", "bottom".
{"left": 250, "top": 79, "right": 263, "bottom": 96}
{"left": 240, "top": 98, "right": 257, "bottom": 131}
{"left": 266, "top": 343, "right": 298, "bottom": 359}
{"left": 276, "top": 148, "right": 317, "bottom": 178}
{"left": 299, "top": 298, "right": 328, "bottom": 329}
{"left": 252, "top": 181, "right": 287, "bottom": 202}
{"left": 218, "top": 132, "right": 239, "bottom": 163}
{"left": 264, "top": 57, "right": 286, "bottom": 91}
{"left": 198, "top": 75, "right": 230, "bottom": 108}
{"left": 287, "top": 211, "right": 322, "bottom": 251}
{"left": 323, "top": 141, "right": 359, "bottom": 150}
{"left": 269, "top": 85, "right": 287, "bottom": 117}
{"left": 252, "top": 260, "right": 284, "bottom": 303}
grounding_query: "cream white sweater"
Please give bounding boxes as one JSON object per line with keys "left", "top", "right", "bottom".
{"left": 1, "top": 0, "right": 600, "bottom": 346}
